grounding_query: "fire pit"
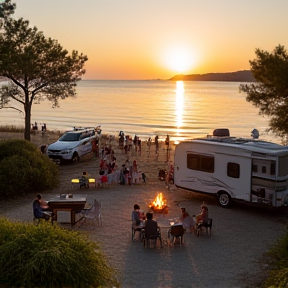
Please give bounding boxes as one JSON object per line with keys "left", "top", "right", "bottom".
{"left": 149, "top": 192, "right": 169, "bottom": 213}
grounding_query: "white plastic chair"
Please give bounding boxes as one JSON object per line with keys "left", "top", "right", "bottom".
{"left": 80, "top": 199, "right": 102, "bottom": 227}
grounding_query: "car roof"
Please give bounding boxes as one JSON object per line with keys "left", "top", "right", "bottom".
{"left": 65, "top": 127, "right": 95, "bottom": 134}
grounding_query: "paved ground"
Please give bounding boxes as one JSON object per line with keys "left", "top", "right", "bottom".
{"left": 1, "top": 180, "right": 287, "bottom": 288}
{"left": 0, "top": 136, "right": 287, "bottom": 288}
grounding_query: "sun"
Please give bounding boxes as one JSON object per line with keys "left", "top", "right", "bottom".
{"left": 163, "top": 45, "right": 196, "bottom": 74}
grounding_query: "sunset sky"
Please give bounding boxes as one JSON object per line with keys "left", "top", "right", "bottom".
{"left": 12, "top": 0, "right": 288, "bottom": 80}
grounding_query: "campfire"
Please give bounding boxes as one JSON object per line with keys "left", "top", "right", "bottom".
{"left": 149, "top": 192, "right": 168, "bottom": 213}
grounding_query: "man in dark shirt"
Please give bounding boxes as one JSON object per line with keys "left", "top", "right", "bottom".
{"left": 33, "top": 194, "right": 51, "bottom": 221}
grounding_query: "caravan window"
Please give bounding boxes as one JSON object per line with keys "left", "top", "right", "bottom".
{"left": 252, "top": 165, "right": 258, "bottom": 173}
{"left": 227, "top": 162, "right": 240, "bottom": 178}
{"left": 279, "top": 156, "right": 288, "bottom": 177}
{"left": 187, "top": 153, "right": 214, "bottom": 173}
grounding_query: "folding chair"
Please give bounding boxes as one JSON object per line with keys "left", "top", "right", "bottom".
{"left": 80, "top": 199, "right": 102, "bottom": 227}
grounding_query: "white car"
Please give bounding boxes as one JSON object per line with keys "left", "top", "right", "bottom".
{"left": 47, "top": 127, "right": 97, "bottom": 163}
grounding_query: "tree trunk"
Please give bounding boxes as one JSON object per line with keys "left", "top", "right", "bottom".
{"left": 24, "top": 103, "right": 31, "bottom": 141}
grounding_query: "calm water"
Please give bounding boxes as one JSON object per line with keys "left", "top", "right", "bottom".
{"left": 0, "top": 80, "right": 280, "bottom": 143}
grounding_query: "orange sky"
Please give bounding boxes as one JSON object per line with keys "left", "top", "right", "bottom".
{"left": 13, "top": 0, "right": 288, "bottom": 80}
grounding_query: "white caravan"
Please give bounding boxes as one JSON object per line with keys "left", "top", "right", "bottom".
{"left": 174, "top": 129, "right": 288, "bottom": 208}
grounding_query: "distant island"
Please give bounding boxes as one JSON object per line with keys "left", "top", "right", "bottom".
{"left": 169, "top": 70, "right": 255, "bottom": 82}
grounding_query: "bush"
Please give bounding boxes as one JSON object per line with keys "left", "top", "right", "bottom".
{"left": 0, "top": 217, "right": 119, "bottom": 288}
{"left": 261, "top": 232, "right": 288, "bottom": 287}
{"left": 0, "top": 139, "right": 59, "bottom": 199}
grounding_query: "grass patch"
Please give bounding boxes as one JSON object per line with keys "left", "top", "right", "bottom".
{"left": 0, "top": 125, "right": 25, "bottom": 133}
{"left": 260, "top": 231, "right": 288, "bottom": 287}
{"left": 0, "top": 218, "right": 119, "bottom": 287}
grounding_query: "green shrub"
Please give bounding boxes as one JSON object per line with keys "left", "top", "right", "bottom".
{"left": 0, "top": 217, "right": 119, "bottom": 288}
{"left": 0, "top": 139, "right": 59, "bottom": 199}
{"left": 261, "top": 232, "right": 288, "bottom": 287}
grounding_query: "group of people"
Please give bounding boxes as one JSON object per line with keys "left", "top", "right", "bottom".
{"left": 119, "top": 160, "right": 145, "bottom": 185}
{"left": 177, "top": 203, "right": 208, "bottom": 233}
{"left": 131, "top": 202, "right": 209, "bottom": 243}
{"left": 132, "top": 204, "right": 159, "bottom": 242}
{"left": 31, "top": 122, "right": 47, "bottom": 131}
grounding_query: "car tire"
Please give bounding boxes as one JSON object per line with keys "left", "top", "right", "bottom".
{"left": 218, "top": 191, "right": 231, "bottom": 208}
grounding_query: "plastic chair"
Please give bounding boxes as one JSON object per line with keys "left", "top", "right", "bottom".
{"left": 168, "top": 224, "right": 185, "bottom": 245}
{"left": 197, "top": 218, "right": 213, "bottom": 237}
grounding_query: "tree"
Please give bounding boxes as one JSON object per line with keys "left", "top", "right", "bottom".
{"left": 0, "top": 16, "right": 88, "bottom": 141}
{"left": 0, "top": 0, "right": 15, "bottom": 19}
{"left": 240, "top": 45, "right": 288, "bottom": 139}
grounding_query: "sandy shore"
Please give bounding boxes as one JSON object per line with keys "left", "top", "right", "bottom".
{"left": 0, "top": 130, "right": 287, "bottom": 288}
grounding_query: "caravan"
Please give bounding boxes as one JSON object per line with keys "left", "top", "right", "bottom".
{"left": 174, "top": 129, "right": 288, "bottom": 208}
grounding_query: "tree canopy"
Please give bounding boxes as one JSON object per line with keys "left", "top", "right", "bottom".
{"left": 0, "top": 9, "right": 88, "bottom": 140}
{"left": 240, "top": 45, "right": 288, "bottom": 139}
{"left": 0, "top": 0, "right": 15, "bottom": 19}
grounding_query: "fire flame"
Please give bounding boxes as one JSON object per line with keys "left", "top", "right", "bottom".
{"left": 150, "top": 192, "right": 166, "bottom": 210}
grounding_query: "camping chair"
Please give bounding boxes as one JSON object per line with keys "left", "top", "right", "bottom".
{"left": 168, "top": 224, "right": 185, "bottom": 245}
{"left": 79, "top": 199, "right": 102, "bottom": 227}
{"left": 196, "top": 218, "right": 213, "bottom": 237}
{"left": 142, "top": 221, "right": 163, "bottom": 248}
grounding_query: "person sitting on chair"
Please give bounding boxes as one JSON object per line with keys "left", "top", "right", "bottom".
{"left": 132, "top": 204, "right": 144, "bottom": 241}
{"left": 80, "top": 171, "right": 89, "bottom": 188}
{"left": 179, "top": 207, "right": 189, "bottom": 222}
{"left": 196, "top": 202, "right": 208, "bottom": 224}
{"left": 33, "top": 194, "right": 52, "bottom": 221}
{"left": 144, "top": 212, "right": 159, "bottom": 229}
{"left": 176, "top": 207, "right": 195, "bottom": 233}
{"left": 142, "top": 212, "right": 161, "bottom": 247}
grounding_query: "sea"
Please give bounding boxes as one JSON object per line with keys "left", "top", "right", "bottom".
{"left": 0, "top": 80, "right": 281, "bottom": 144}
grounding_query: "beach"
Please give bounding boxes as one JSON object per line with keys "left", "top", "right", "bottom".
{"left": 0, "top": 130, "right": 287, "bottom": 288}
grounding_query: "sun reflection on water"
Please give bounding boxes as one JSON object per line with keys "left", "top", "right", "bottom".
{"left": 175, "top": 81, "right": 184, "bottom": 142}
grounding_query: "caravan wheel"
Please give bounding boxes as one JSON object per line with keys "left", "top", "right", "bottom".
{"left": 218, "top": 192, "right": 231, "bottom": 208}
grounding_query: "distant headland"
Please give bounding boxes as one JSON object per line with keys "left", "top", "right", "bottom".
{"left": 169, "top": 70, "right": 255, "bottom": 82}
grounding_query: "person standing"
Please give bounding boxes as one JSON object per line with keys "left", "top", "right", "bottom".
{"left": 92, "top": 137, "right": 99, "bottom": 159}
{"left": 130, "top": 160, "right": 139, "bottom": 184}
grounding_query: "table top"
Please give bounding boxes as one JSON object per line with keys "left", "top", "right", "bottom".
{"left": 48, "top": 194, "right": 87, "bottom": 203}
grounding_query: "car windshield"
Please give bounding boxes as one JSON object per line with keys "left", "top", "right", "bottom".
{"left": 59, "top": 132, "right": 81, "bottom": 142}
